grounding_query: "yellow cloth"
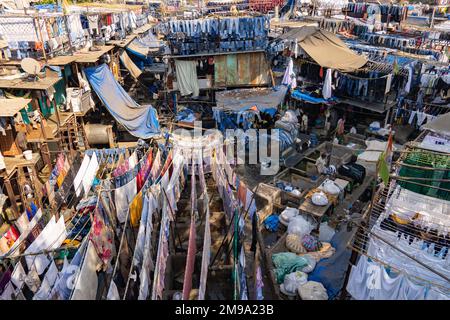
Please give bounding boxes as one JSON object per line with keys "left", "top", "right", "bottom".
{"left": 392, "top": 213, "right": 418, "bottom": 225}
{"left": 111, "top": 61, "right": 119, "bottom": 81}
{"left": 129, "top": 191, "right": 143, "bottom": 227}
{"left": 56, "top": 169, "right": 67, "bottom": 187}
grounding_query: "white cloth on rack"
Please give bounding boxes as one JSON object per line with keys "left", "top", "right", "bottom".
{"left": 419, "top": 134, "right": 450, "bottom": 153}
{"left": 322, "top": 68, "right": 332, "bottom": 99}
{"left": 347, "top": 256, "right": 449, "bottom": 300}
{"left": 71, "top": 240, "right": 102, "bottom": 300}
{"left": 74, "top": 155, "right": 91, "bottom": 197}
{"left": 14, "top": 212, "right": 30, "bottom": 234}
{"left": 385, "top": 73, "right": 392, "bottom": 94}
{"left": 408, "top": 111, "right": 417, "bottom": 124}
{"left": 138, "top": 193, "right": 156, "bottom": 300}
{"left": 0, "top": 17, "right": 41, "bottom": 42}
{"left": 67, "top": 14, "right": 85, "bottom": 45}
{"left": 87, "top": 15, "right": 99, "bottom": 34}
{"left": 0, "top": 282, "right": 15, "bottom": 300}
{"left": 404, "top": 65, "right": 413, "bottom": 93}
{"left": 107, "top": 280, "right": 120, "bottom": 300}
{"left": 174, "top": 60, "right": 200, "bottom": 97}
{"left": 416, "top": 112, "right": 427, "bottom": 126}
{"left": 282, "top": 58, "right": 297, "bottom": 89}
{"left": 11, "top": 262, "right": 27, "bottom": 290}
{"left": 82, "top": 152, "right": 99, "bottom": 197}
{"left": 24, "top": 216, "right": 66, "bottom": 275}
{"left": 33, "top": 260, "right": 58, "bottom": 300}
{"left": 115, "top": 177, "right": 137, "bottom": 224}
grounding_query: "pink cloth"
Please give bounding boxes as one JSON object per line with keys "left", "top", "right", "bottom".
{"left": 182, "top": 215, "right": 196, "bottom": 300}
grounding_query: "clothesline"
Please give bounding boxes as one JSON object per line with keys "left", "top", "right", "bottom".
{"left": 350, "top": 247, "right": 450, "bottom": 293}
{"left": 356, "top": 222, "right": 450, "bottom": 285}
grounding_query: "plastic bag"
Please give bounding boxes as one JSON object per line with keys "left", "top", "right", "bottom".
{"left": 280, "top": 207, "right": 299, "bottom": 222}
{"left": 319, "top": 222, "right": 335, "bottom": 242}
{"left": 300, "top": 254, "right": 317, "bottom": 273}
{"left": 298, "top": 281, "right": 328, "bottom": 300}
{"left": 287, "top": 215, "right": 315, "bottom": 237}
{"left": 322, "top": 179, "right": 340, "bottom": 195}
{"left": 283, "top": 271, "right": 308, "bottom": 294}
{"left": 311, "top": 192, "right": 329, "bottom": 206}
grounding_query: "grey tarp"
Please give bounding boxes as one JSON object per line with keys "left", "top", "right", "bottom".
{"left": 215, "top": 85, "right": 288, "bottom": 112}
{"left": 421, "top": 112, "right": 450, "bottom": 136}
{"left": 280, "top": 26, "right": 367, "bottom": 72}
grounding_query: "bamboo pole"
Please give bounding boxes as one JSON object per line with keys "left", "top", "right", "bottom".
{"left": 389, "top": 175, "right": 450, "bottom": 193}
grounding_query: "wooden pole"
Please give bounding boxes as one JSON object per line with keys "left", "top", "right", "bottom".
{"left": 33, "top": 16, "right": 48, "bottom": 63}
{"left": 64, "top": 14, "right": 75, "bottom": 55}
{"left": 430, "top": 7, "right": 436, "bottom": 29}
{"left": 3, "top": 175, "right": 19, "bottom": 217}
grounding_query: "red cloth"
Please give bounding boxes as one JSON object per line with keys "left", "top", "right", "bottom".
{"left": 319, "top": 67, "right": 324, "bottom": 79}
{"left": 182, "top": 215, "right": 196, "bottom": 299}
{"left": 160, "top": 152, "right": 173, "bottom": 179}
{"left": 237, "top": 181, "right": 247, "bottom": 208}
{"left": 137, "top": 150, "right": 154, "bottom": 191}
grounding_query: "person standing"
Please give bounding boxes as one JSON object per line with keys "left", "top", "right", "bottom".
{"left": 301, "top": 112, "right": 308, "bottom": 133}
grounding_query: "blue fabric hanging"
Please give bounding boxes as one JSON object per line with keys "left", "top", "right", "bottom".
{"left": 84, "top": 64, "right": 160, "bottom": 139}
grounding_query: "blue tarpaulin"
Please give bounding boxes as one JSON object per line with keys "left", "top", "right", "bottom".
{"left": 84, "top": 64, "right": 160, "bottom": 139}
{"left": 291, "top": 90, "right": 338, "bottom": 105}
{"left": 307, "top": 228, "right": 354, "bottom": 299}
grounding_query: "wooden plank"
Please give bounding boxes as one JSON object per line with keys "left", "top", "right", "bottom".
{"left": 74, "top": 45, "right": 114, "bottom": 63}
{"left": 237, "top": 53, "right": 251, "bottom": 85}
{"left": 109, "top": 34, "right": 137, "bottom": 48}
{"left": 226, "top": 54, "right": 237, "bottom": 86}
{"left": 0, "top": 98, "right": 31, "bottom": 117}
{"left": 3, "top": 153, "right": 41, "bottom": 176}
{"left": 214, "top": 55, "right": 227, "bottom": 87}
{"left": 249, "top": 52, "right": 262, "bottom": 85}
{"left": 47, "top": 55, "right": 77, "bottom": 66}
{"left": 0, "top": 76, "right": 62, "bottom": 90}
{"left": 261, "top": 54, "right": 271, "bottom": 85}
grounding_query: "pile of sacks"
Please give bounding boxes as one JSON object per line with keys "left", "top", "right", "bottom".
{"left": 272, "top": 207, "right": 336, "bottom": 299}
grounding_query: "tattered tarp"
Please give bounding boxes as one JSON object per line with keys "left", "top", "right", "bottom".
{"left": 421, "top": 112, "right": 450, "bottom": 137}
{"left": 127, "top": 40, "right": 149, "bottom": 58}
{"left": 135, "top": 32, "right": 163, "bottom": 50}
{"left": 280, "top": 26, "right": 367, "bottom": 72}
{"left": 120, "top": 51, "right": 142, "bottom": 79}
{"left": 215, "top": 85, "right": 287, "bottom": 112}
{"left": 291, "top": 90, "right": 338, "bottom": 104}
{"left": 308, "top": 227, "right": 354, "bottom": 299}
{"left": 84, "top": 64, "right": 160, "bottom": 139}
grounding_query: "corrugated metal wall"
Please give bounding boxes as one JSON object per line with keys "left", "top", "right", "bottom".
{"left": 214, "top": 52, "right": 270, "bottom": 87}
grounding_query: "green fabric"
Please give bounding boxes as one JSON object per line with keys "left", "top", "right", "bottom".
{"left": 38, "top": 95, "right": 54, "bottom": 118}
{"left": 19, "top": 103, "right": 33, "bottom": 125}
{"left": 53, "top": 80, "right": 66, "bottom": 107}
{"left": 272, "top": 252, "right": 309, "bottom": 284}
{"left": 398, "top": 151, "right": 450, "bottom": 201}
{"left": 378, "top": 151, "right": 390, "bottom": 186}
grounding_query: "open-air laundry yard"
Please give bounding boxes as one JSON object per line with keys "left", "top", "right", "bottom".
{"left": 0, "top": 0, "right": 448, "bottom": 301}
